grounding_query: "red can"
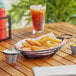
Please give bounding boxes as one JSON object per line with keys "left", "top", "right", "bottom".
{"left": 0, "top": 8, "right": 7, "bottom": 40}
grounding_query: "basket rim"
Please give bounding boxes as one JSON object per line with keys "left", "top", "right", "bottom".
{"left": 14, "top": 37, "right": 65, "bottom": 53}
{"left": 15, "top": 45, "right": 62, "bottom": 53}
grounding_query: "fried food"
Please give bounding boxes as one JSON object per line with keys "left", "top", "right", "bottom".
{"left": 22, "top": 43, "right": 31, "bottom": 48}
{"left": 49, "top": 38, "right": 62, "bottom": 43}
{"left": 40, "top": 35, "right": 50, "bottom": 41}
{"left": 47, "top": 41, "right": 59, "bottom": 47}
{"left": 25, "top": 40, "right": 41, "bottom": 46}
{"left": 39, "top": 38, "right": 48, "bottom": 45}
{"left": 31, "top": 46, "right": 48, "bottom": 51}
{"left": 41, "top": 46, "right": 48, "bottom": 49}
{"left": 20, "top": 34, "right": 62, "bottom": 51}
{"left": 39, "top": 35, "right": 50, "bottom": 45}
{"left": 31, "top": 46, "right": 42, "bottom": 51}
{"left": 21, "top": 47, "right": 31, "bottom": 51}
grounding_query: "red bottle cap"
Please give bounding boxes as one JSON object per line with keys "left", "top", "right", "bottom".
{"left": 0, "top": 8, "right": 5, "bottom": 15}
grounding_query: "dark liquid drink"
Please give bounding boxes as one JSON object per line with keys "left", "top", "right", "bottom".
{"left": 30, "top": 5, "right": 46, "bottom": 33}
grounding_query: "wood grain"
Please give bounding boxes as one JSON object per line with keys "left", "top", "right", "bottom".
{"left": 0, "top": 22, "right": 76, "bottom": 76}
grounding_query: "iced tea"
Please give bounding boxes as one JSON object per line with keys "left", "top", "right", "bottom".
{"left": 30, "top": 5, "right": 46, "bottom": 33}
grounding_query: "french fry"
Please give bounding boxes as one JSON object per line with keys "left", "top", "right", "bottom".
{"left": 21, "top": 47, "right": 31, "bottom": 50}
{"left": 31, "top": 46, "right": 48, "bottom": 51}
{"left": 34, "top": 40, "right": 42, "bottom": 46}
{"left": 39, "top": 38, "right": 48, "bottom": 45}
{"left": 25, "top": 40, "right": 41, "bottom": 46}
{"left": 50, "top": 41, "right": 58, "bottom": 44}
{"left": 47, "top": 41, "right": 59, "bottom": 47}
{"left": 40, "top": 35, "right": 50, "bottom": 41}
{"left": 41, "top": 46, "right": 48, "bottom": 49}
{"left": 22, "top": 43, "right": 31, "bottom": 48}
{"left": 49, "top": 38, "right": 62, "bottom": 43}
{"left": 39, "top": 36, "right": 50, "bottom": 45}
{"left": 21, "top": 34, "right": 62, "bottom": 51}
{"left": 31, "top": 46, "right": 42, "bottom": 51}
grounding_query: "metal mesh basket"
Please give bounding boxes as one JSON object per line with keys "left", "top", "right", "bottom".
{"left": 15, "top": 38, "right": 64, "bottom": 59}
{"left": 20, "top": 44, "right": 63, "bottom": 59}
{"left": 15, "top": 33, "right": 74, "bottom": 59}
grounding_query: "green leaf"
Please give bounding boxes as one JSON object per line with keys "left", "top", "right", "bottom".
{"left": 8, "top": 0, "right": 76, "bottom": 26}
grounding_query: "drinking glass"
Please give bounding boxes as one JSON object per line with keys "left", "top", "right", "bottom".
{"left": 30, "top": 2, "right": 46, "bottom": 34}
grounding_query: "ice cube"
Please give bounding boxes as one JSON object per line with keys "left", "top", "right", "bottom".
{"left": 30, "top": 5, "right": 46, "bottom": 10}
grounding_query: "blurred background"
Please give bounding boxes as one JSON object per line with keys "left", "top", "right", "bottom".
{"left": 0, "top": 0, "right": 76, "bottom": 30}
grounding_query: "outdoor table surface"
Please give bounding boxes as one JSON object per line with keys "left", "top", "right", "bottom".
{"left": 0, "top": 22, "right": 76, "bottom": 76}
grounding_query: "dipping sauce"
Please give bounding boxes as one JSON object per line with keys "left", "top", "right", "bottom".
{"left": 71, "top": 43, "right": 76, "bottom": 46}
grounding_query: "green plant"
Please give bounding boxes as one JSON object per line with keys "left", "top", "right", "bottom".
{"left": 8, "top": 0, "right": 76, "bottom": 25}
{"left": 46, "top": 0, "right": 76, "bottom": 23}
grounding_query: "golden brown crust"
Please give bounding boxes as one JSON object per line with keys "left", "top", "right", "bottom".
{"left": 20, "top": 35, "right": 62, "bottom": 51}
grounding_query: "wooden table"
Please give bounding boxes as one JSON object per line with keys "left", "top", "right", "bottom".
{"left": 0, "top": 22, "right": 76, "bottom": 76}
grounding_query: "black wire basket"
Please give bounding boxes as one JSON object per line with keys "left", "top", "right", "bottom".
{"left": 15, "top": 38, "right": 65, "bottom": 59}
{"left": 21, "top": 45, "right": 63, "bottom": 59}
